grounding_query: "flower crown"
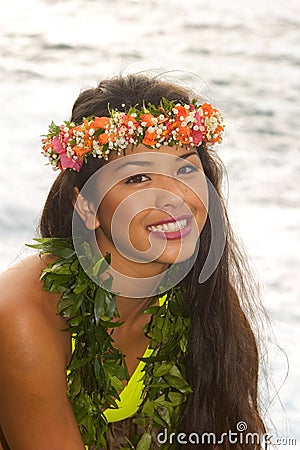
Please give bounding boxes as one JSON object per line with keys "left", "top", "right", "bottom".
{"left": 42, "top": 98, "right": 225, "bottom": 172}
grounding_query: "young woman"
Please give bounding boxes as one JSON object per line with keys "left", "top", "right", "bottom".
{"left": 0, "top": 74, "right": 266, "bottom": 449}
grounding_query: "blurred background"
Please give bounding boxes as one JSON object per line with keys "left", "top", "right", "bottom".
{"left": 0, "top": 0, "right": 299, "bottom": 446}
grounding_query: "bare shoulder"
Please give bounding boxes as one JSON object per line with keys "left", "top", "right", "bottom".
{"left": 0, "top": 252, "right": 56, "bottom": 306}
{"left": 0, "top": 254, "right": 84, "bottom": 449}
{"left": 0, "top": 253, "right": 71, "bottom": 366}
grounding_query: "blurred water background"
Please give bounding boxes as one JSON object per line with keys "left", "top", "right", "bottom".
{"left": 0, "top": 0, "right": 299, "bottom": 446}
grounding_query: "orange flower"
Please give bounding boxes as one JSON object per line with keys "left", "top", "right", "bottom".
{"left": 123, "top": 115, "right": 139, "bottom": 128}
{"left": 73, "top": 144, "right": 92, "bottom": 158}
{"left": 177, "top": 126, "right": 190, "bottom": 144}
{"left": 140, "top": 114, "right": 155, "bottom": 127}
{"left": 98, "top": 133, "right": 109, "bottom": 145}
{"left": 174, "top": 105, "right": 189, "bottom": 121}
{"left": 201, "top": 103, "right": 214, "bottom": 115}
{"left": 93, "top": 117, "right": 110, "bottom": 129}
{"left": 142, "top": 129, "right": 157, "bottom": 146}
{"left": 73, "top": 124, "right": 84, "bottom": 133}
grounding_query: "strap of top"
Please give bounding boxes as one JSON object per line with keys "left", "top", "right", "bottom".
{"left": 104, "top": 294, "right": 166, "bottom": 422}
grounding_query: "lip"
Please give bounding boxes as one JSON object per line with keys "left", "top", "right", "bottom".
{"left": 146, "top": 214, "right": 193, "bottom": 241}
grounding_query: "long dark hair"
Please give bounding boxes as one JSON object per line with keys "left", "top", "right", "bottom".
{"left": 40, "top": 74, "right": 266, "bottom": 449}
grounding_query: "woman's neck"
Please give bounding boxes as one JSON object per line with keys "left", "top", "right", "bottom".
{"left": 115, "top": 295, "right": 157, "bottom": 324}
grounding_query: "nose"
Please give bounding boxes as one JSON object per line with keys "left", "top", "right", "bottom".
{"left": 154, "top": 176, "right": 185, "bottom": 210}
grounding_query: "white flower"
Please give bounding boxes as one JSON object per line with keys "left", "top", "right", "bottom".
{"left": 148, "top": 126, "right": 155, "bottom": 133}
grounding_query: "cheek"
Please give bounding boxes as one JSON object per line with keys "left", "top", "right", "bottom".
{"left": 97, "top": 194, "right": 119, "bottom": 235}
{"left": 98, "top": 191, "right": 149, "bottom": 239}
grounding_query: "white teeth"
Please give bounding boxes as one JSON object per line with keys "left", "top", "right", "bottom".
{"left": 148, "top": 219, "right": 187, "bottom": 233}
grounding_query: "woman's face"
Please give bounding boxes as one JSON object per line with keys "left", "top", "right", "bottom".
{"left": 93, "top": 144, "right": 208, "bottom": 278}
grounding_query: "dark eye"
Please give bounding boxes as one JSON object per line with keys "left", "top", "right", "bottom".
{"left": 125, "top": 174, "right": 150, "bottom": 184}
{"left": 177, "top": 164, "right": 199, "bottom": 175}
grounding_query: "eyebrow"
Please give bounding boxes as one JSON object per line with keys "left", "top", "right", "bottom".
{"left": 176, "top": 151, "right": 198, "bottom": 160}
{"left": 115, "top": 151, "right": 199, "bottom": 172}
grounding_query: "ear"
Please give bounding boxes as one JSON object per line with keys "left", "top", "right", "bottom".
{"left": 73, "top": 187, "right": 100, "bottom": 230}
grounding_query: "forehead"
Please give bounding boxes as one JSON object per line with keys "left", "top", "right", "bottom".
{"left": 108, "top": 143, "right": 200, "bottom": 165}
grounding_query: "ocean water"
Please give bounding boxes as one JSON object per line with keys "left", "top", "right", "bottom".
{"left": 0, "top": 0, "right": 299, "bottom": 446}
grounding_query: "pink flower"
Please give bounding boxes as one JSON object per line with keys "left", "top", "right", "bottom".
{"left": 189, "top": 106, "right": 203, "bottom": 146}
{"left": 52, "top": 136, "right": 66, "bottom": 154}
{"left": 59, "top": 152, "right": 83, "bottom": 172}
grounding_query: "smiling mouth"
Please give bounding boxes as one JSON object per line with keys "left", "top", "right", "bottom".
{"left": 147, "top": 218, "right": 187, "bottom": 233}
{"left": 146, "top": 215, "right": 192, "bottom": 240}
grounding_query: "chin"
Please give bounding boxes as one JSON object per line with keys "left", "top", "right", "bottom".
{"left": 155, "top": 241, "right": 199, "bottom": 265}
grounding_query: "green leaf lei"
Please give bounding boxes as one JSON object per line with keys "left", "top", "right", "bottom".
{"left": 29, "top": 237, "right": 192, "bottom": 449}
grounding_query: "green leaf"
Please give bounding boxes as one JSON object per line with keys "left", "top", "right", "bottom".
{"left": 68, "top": 374, "right": 82, "bottom": 397}
{"left": 136, "top": 433, "right": 152, "bottom": 450}
{"left": 57, "top": 297, "right": 74, "bottom": 314}
{"left": 92, "top": 258, "right": 104, "bottom": 277}
{"left": 141, "top": 399, "right": 154, "bottom": 417}
{"left": 109, "top": 375, "right": 124, "bottom": 393}
{"left": 105, "top": 362, "right": 128, "bottom": 380}
{"left": 105, "top": 293, "right": 116, "bottom": 318}
{"left": 94, "top": 288, "right": 105, "bottom": 325}
{"left": 167, "top": 391, "right": 184, "bottom": 406}
{"left": 73, "top": 283, "right": 87, "bottom": 294}
{"left": 163, "top": 374, "right": 192, "bottom": 394}
{"left": 153, "top": 362, "right": 173, "bottom": 377}
{"left": 94, "top": 357, "right": 101, "bottom": 378}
